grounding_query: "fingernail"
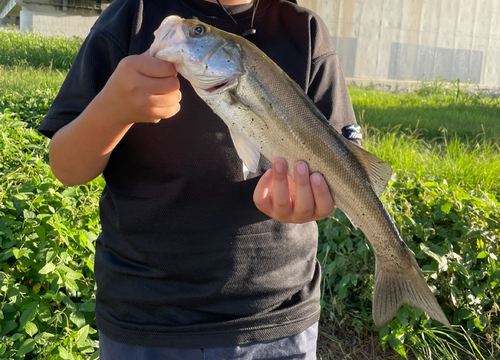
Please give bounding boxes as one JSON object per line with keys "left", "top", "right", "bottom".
{"left": 312, "top": 173, "right": 322, "bottom": 185}
{"left": 275, "top": 160, "right": 283, "bottom": 173}
{"left": 296, "top": 162, "right": 306, "bottom": 175}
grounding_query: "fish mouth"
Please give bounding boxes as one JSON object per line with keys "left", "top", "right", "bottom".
{"left": 149, "top": 16, "right": 185, "bottom": 58}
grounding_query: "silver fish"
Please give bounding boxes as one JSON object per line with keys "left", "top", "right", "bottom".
{"left": 149, "top": 15, "right": 451, "bottom": 329}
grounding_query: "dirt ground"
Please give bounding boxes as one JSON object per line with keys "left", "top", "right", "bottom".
{"left": 316, "top": 322, "right": 404, "bottom": 360}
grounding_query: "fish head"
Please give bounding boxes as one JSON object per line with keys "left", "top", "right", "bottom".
{"left": 149, "top": 15, "right": 244, "bottom": 92}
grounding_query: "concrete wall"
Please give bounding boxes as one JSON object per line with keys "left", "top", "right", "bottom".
{"left": 298, "top": 0, "right": 500, "bottom": 87}
{"left": 20, "top": 9, "right": 97, "bottom": 37}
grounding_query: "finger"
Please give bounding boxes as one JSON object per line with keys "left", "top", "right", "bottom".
{"left": 292, "top": 161, "right": 315, "bottom": 221}
{"left": 122, "top": 55, "right": 177, "bottom": 78}
{"left": 147, "top": 76, "right": 181, "bottom": 96}
{"left": 271, "top": 158, "right": 292, "bottom": 218}
{"left": 310, "top": 172, "right": 335, "bottom": 219}
{"left": 253, "top": 169, "right": 273, "bottom": 215}
{"left": 148, "top": 102, "right": 181, "bottom": 121}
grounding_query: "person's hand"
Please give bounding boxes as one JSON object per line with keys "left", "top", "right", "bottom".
{"left": 253, "top": 158, "right": 335, "bottom": 223}
{"left": 96, "top": 54, "right": 181, "bottom": 125}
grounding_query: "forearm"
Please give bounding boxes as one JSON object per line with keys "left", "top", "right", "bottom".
{"left": 49, "top": 93, "right": 132, "bottom": 186}
{"left": 48, "top": 55, "right": 180, "bottom": 187}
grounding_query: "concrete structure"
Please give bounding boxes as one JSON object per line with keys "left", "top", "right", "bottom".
{"left": 1, "top": 0, "right": 107, "bottom": 37}
{"left": 298, "top": 0, "right": 500, "bottom": 88}
{"left": 2, "top": 0, "right": 499, "bottom": 88}
{"left": 0, "top": 0, "right": 21, "bottom": 27}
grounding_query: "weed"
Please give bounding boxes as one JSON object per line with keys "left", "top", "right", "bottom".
{"left": 0, "top": 30, "right": 83, "bottom": 70}
{"left": 350, "top": 79, "right": 500, "bottom": 142}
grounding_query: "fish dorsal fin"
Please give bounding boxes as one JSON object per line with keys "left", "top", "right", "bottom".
{"left": 228, "top": 127, "right": 260, "bottom": 180}
{"left": 345, "top": 140, "right": 392, "bottom": 195}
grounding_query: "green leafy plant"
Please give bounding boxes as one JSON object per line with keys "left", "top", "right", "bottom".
{"left": 317, "top": 175, "right": 499, "bottom": 359}
{"left": 1, "top": 88, "right": 58, "bottom": 128}
{"left": 0, "top": 115, "right": 103, "bottom": 359}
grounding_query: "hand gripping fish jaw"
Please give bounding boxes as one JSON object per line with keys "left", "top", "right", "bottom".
{"left": 150, "top": 15, "right": 244, "bottom": 92}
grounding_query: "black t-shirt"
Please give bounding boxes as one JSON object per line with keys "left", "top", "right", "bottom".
{"left": 39, "top": 0, "right": 358, "bottom": 348}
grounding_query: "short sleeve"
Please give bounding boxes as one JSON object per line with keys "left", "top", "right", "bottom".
{"left": 37, "top": 28, "right": 127, "bottom": 138}
{"left": 306, "top": 16, "right": 361, "bottom": 146}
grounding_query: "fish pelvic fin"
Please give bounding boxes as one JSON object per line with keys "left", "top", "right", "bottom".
{"left": 373, "top": 255, "right": 452, "bottom": 330}
{"left": 345, "top": 141, "right": 392, "bottom": 196}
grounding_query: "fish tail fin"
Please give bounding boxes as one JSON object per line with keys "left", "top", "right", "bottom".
{"left": 373, "top": 255, "right": 452, "bottom": 330}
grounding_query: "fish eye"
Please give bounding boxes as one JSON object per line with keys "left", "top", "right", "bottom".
{"left": 192, "top": 25, "right": 206, "bottom": 37}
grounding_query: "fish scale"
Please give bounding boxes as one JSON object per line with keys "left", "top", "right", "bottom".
{"left": 149, "top": 15, "right": 451, "bottom": 330}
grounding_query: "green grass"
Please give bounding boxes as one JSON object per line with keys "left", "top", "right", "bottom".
{"left": 0, "top": 30, "right": 83, "bottom": 70}
{"left": 349, "top": 83, "right": 500, "bottom": 142}
{"left": 0, "top": 65, "right": 67, "bottom": 94}
{"left": 363, "top": 128, "right": 500, "bottom": 197}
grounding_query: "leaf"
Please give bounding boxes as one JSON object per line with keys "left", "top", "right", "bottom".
{"left": 70, "top": 311, "right": 86, "bottom": 328}
{"left": 12, "top": 248, "right": 25, "bottom": 259}
{"left": 65, "top": 278, "right": 80, "bottom": 293}
{"left": 337, "top": 285, "right": 348, "bottom": 300}
{"left": 39, "top": 262, "right": 56, "bottom": 274}
{"left": 76, "top": 324, "right": 89, "bottom": 347}
{"left": 420, "top": 243, "right": 448, "bottom": 272}
{"left": 379, "top": 325, "right": 390, "bottom": 339}
{"left": 24, "top": 321, "right": 38, "bottom": 337}
{"left": 33, "top": 283, "right": 42, "bottom": 294}
{"left": 20, "top": 306, "right": 37, "bottom": 328}
{"left": 424, "top": 181, "right": 438, "bottom": 188}
{"left": 0, "top": 320, "right": 18, "bottom": 335}
{"left": 35, "top": 225, "right": 46, "bottom": 241}
{"left": 23, "top": 209, "right": 36, "bottom": 219}
{"left": 58, "top": 345, "right": 72, "bottom": 360}
{"left": 79, "top": 301, "right": 95, "bottom": 313}
{"left": 477, "top": 251, "right": 489, "bottom": 259}
{"left": 46, "top": 249, "right": 56, "bottom": 262}
{"left": 473, "top": 316, "right": 484, "bottom": 331}
{"left": 440, "top": 202, "right": 452, "bottom": 213}
{"left": 65, "top": 271, "right": 83, "bottom": 280}
{"left": 17, "top": 338, "right": 35, "bottom": 356}
{"left": 448, "top": 212, "right": 459, "bottom": 222}
{"left": 37, "top": 304, "right": 52, "bottom": 322}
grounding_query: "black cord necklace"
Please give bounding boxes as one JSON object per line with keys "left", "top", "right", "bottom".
{"left": 215, "top": 0, "right": 260, "bottom": 42}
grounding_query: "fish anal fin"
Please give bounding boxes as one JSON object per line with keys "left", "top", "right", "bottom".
{"left": 373, "top": 255, "right": 452, "bottom": 330}
{"left": 345, "top": 141, "right": 392, "bottom": 196}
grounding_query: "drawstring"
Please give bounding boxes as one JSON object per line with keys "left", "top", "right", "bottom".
{"left": 215, "top": 0, "right": 260, "bottom": 42}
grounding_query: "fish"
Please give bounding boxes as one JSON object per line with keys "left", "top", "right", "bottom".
{"left": 148, "top": 15, "right": 451, "bottom": 330}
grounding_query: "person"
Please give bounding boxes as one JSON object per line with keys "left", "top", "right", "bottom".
{"left": 38, "top": 0, "right": 361, "bottom": 358}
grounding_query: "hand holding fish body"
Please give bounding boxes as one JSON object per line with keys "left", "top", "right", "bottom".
{"left": 149, "top": 16, "right": 451, "bottom": 329}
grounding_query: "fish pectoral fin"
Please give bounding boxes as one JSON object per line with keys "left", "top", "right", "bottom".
{"left": 373, "top": 254, "right": 452, "bottom": 330}
{"left": 228, "top": 127, "right": 261, "bottom": 180}
{"left": 345, "top": 141, "right": 393, "bottom": 196}
{"left": 191, "top": 74, "right": 228, "bottom": 90}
